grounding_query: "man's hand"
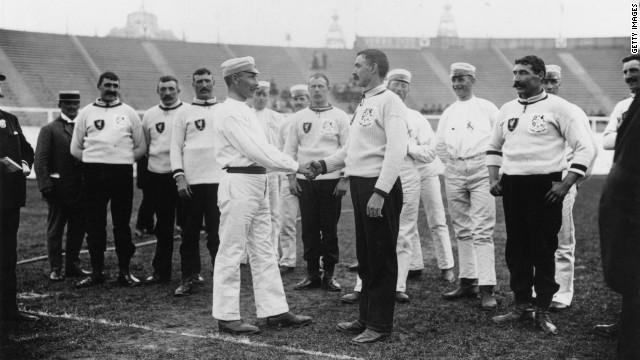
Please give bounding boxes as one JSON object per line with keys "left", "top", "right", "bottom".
{"left": 489, "top": 179, "right": 502, "bottom": 197}
{"left": 544, "top": 181, "right": 570, "bottom": 206}
{"left": 176, "top": 175, "right": 192, "bottom": 199}
{"left": 288, "top": 174, "right": 302, "bottom": 196}
{"left": 333, "top": 177, "right": 349, "bottom": 197}
{"left": 297, "top": 162, "right": 316, "bottom": 180}
{"left": 366, "top": 192, "right": 385, "bottom": 218}
{"left": 41, "top": 188, "right": 55, "bottom": 202}
{"left": 306, "top": 161, "right": 324, "bottom": 180}
{"left": 22, "top": 163, "right": 30, "bottom": 176}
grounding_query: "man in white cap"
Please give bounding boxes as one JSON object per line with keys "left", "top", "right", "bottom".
{"left": 542, "top": 65, "right": 598, "bottom": 312}
{"left": 171, "top": 68, "right": 222, "bottom": 296}
{"left": 35, "top": 90, "right": 89, "bottom": 281}
{"left": 252, "top": 81, "right": 285, "bottom": 257}
{"left": 284, "top": 73, "right": 349, "bottom": 292}
{"left": 602, "top": 54, "right": 639, "bottom": 150}
{"left": 436, "top": 62, "right": 498, "bottom": 310}
{"left": 141, "top": 75, "right": 184, "bottom": 285}
{"left": 212, "top": 56, "right": 312, "bottom": 334}
{"left": 276, "top": 84, "right": 310, "bottom": 274}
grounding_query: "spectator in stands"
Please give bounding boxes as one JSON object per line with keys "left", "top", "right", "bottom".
{"left": 141, "top": 75, "right": 183, "bottom": 284}
{"left": 436, "top": 63, "right": 498, "bottom": 310}
{"left": 284, "top": 74, "right": 349, "bottom": 291}
{"left": 71, "top": 71, "right": 146, "bottom": 288}
{"left": 34, "top": 90, "right": 89, "bottom": 281}
{"left": 170, "top": 68, "right": 222, "bottom": 296}
{"left": 602, "top": 54, "right": 639, "bottom": 150}
{"left": 488, "top": 55, "right": 596, "bottom": 335}
{"left": 0, "top": 72, "right": 38, "bottom": 344}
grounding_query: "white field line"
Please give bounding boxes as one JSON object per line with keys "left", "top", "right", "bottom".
{"left": 24, "top": 310, "right": 364, "bottom": 360}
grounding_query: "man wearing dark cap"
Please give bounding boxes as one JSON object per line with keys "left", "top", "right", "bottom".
{"left": 0, "top": 72, "right": 38, "bottom": 344}
{"left": 35, "top": 90, "right": 89, "bottom": 281}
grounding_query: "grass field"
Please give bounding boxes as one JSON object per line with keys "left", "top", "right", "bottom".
{"left": 1, "top": 176, "right": 620, "bottom": 359}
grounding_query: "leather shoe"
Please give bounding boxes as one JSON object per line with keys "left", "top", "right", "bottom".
{"left": 350, "top": 329, "right": 390, "bottom": 344}
{"left": 441, "top": 268, "right": 456, "bottom": 283}
{"left": 145, "top": 274, "right": 170, "bottom": 284}
{"left": 218, "top": 319, "right": 261, "bottom": 335}
{"left": 322, "top": 276, "right": 342, "bottom": 292}
{"left": 49, "top": 270, "right": 64, "bottom": 282}
{"left": 65, "top": 264, "right": 91, "bottom": 277}
{"left": 75, "top": 274, "right": 105, "bottom": 288}
{"left": 279, "top": 266, "right": 295, "bottom": 275}
{"left": 341, "top": 292, "right": 360, "bottom": 304}
{"left": 174, "top": 278, "right": 191, "bottom": 297}
{"left": 443, "top": 278, "right": 479, "bottom": 300}
{"left": 395, "top": 291, "right": 410, "bottom": 303}
{"left": 480, "top": 285, "right": 497, "bottom": 310}
{"left": 347, "top": 262, "right": 358, "bottom": 271}
{"left": 593, "top": 323, "right": 618, "bottom": 338}
{"left": 535, "top": 309, "right": 558, "bottom": 335}
{"left": 549, "top": 301, "right": 569, "bottom": 312}
{"left": 293, "top": 277, "right": 321, "bottom": 290}
{"left": 117, "top": 273, "right": 141, "bottom": 287}
{"left": 336, "top": 319, "right": 366, "bottom": 333}
{"left": 190, "top": 273, "right": 205, "bottom": 285}
{"left": 267, "top": 312, "right": 312, "bottom": 327}
{"left": 492, "top": 305, "right": 535, "bottom": 325}
{"left": 407, "top": 270, "right": 422, "bottom": 279}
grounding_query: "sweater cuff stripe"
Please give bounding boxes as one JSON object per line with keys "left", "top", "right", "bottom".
{"left": 319, "top": 160, "right": 328, "bottom": 175}
{"left": 486, "top": 150, "right": 502, "bottom": 156}
{"left": 570, "top": 164, "right": 588, "bottom": 173}
{"left": 172, "top": 170, "right": 184, "bottom": 179}
{"left": 373, "top": 188, "right": 389, "bottom": 198}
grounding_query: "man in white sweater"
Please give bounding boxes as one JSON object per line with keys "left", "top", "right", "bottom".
{"left": 212, "top": 56, "right": 312, "bottom": 335}
{"left": 488, "top": 55, "right": 596, "bottom": 335}
{"left": 602, "top": 55, "right": 640, "bottom": 150}
{"left": 311, "top": 49, "right": 408, "bottom": 344}
{"left": 71, "top": 72, "right": 146, "bottom": 288}
{"left": 141, "top": 75, "right": 184, "bottom": 284}
{"left": 436, "top": 63, "right": 498, "bottom": 310}
{"left": 170, "top": 68, "right": 223, "bottom": 297}
{"left": 284, "top": 73, "right": 350, "bottom": 292}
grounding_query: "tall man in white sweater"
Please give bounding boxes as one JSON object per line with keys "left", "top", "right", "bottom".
{"left": 284, "top": 73, "right": 350, "bottom": 292}
{"left": 311, "top": 49, "right": 408, "bottom": 344}
{"left": 436, "top": 63, "right": 498, "bottom": 310}
{"left": 141, "top": 75, "right": 183, "bottom": 284}
{"left": 170, "top": 68, "right": 223, "bottom": 297}
{"left": 488, "top": 55, "right": 596, "bottom": 335}
{"left": 212, "top": 56, "right": 312, "bottom": 335}
{"left": 277, "top": 84, "right": 310, "bottom": 274}
{"left": 71, "top": 72, "right": 146, "bottom": 288}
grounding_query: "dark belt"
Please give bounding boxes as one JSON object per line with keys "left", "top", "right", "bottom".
{"left": 225, "top": 166, "right": 267, "bottom": 174}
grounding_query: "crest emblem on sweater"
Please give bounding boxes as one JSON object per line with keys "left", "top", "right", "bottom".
{"left": 358, "top": 107, "right": 375, "bottom": 127}
{"left": 303, "top": 122, "right": 312, "bottom": 133}
{"left": 195, "top": 119, "right": 205, "bottom": 131}
{"left": 321, "top": 119, "right": 336, "bottom": 135}
{"left": 507, "top": 118, "right": 519, "bottom": 132}
{"left": 0, "top": 119, "right": 5, "bottom": 129}
{"left": 528, "top": 114, "right": 548, "bottom": 134}
{"left": 94, "top": 119, "right": 105, "bottom": 130}
{"left": 114, "top": 115, "right": 128, "bottom": 129}
{"left": 155, "top": 122, "right": 165, "bottom": 133}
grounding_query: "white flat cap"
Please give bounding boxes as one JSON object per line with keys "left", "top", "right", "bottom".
{"left": 258, "top": 81, "right": 270, "bottom": 89}
{"left": 545, "top": 65, "right": 562, "bottom": 77}
{"left": 450, "top": 62, "right": 476, "bottom": 78}
{"left": 290, "top": 84, "right": 309, "bottom": 97}
{"left": 387, "top": 69, "right": 412, "bottom": 84}
{"left": 221, "top": 56, "right": 260, "bottom": 77}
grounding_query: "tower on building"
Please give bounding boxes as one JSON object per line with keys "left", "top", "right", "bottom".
{"left": 325, "top": 12, "right": 346, "bottom": 49}
{"left": 437, "top": 1, "right": 458, "bottom": 38}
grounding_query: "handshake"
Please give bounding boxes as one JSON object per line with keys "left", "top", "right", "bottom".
{"left": 297, "top": 160, "right": 323, "bottom": 180}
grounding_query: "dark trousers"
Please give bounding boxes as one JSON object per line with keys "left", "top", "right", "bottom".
{"left": 618, "top": 292, "right": 640, "bottom": 359}
{"left": 82, "top": 163, "right": 135, "bottom": 274}
{"left": 298, "top": 179, "right": 341, "bottom": 271}
{"left": 351, "top": 176, "right": 402, "bottom": 334}
{"left": 135, "top": 187, "right": 155, "bottom": 233}
{"left": 0, "top": 208, "right": 20, "bottom": 321}
{"left": 149, "top": 172, "right": 178, "bottom": 279}
{"left": 179, "top": 183, "right": 220, "bottom": 279}
{"left": 501, "top": 173, "right": 562, "bottom": 308}
{"left": 46, "top": 198, "right": 84, "bottom": 271}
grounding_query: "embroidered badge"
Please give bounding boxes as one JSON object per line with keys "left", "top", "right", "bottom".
{"left": 195, "top": 119, "right": 205, "bottom": 131}
{"left": 114, "top": 115, "right": 128, "bottom": 129}
{"left": 507, "top": 118, "right": 519, "bottom": 132}
{"left": 94, "top": 119, "right": 105, "bottom": 130}
{"left": 0, "top": 119, "right": 5, "bottom": 129}
{"left": 358, "top": 107, "right": 375, "bottom": 127}
{"left": 528, "top": 114, "right": 548, "bottom": 134}
{"left": 155, "top": 122, "right": 165, "bottom": 133}
{"left": 320, "top": 119, "right": 337, "bottom": 135}
{"left": 303, "top": 122, "right": 312, "bottom": 133}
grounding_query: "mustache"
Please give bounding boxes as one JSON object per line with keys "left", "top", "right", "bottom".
{"left": 626, "top": 78, "right": 637, "bottom": 84}
{"left": 513, "top": 82, "right": 525, "bottom": 88}
{"left": 105, "top": 91, "right": 117, "bottom": 96}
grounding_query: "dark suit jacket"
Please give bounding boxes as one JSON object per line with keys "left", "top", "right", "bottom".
{"left": 0, "top": 109, "right": 34, "bottom": 209}
{"left": 34, "top": 116, "right": 83, "bottom": 206}
{"left": 599, "top": 95, "right": 640, "bottom": 295}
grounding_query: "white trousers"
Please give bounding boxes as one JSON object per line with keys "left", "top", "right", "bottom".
{"left": 412, "top": 170, "right": 455, "bottom": 270}
{"left": 552, "top": 185, "right": 577, "bottom": 306}
{"left": 443, "top": 157, "right": 496, "bottom": 286}
{"left": 397, "top": 166, "right": 421, "bottom": 292}
{"left": 212, "top": 173, "right": 289, "bottom": 320}
{"left": 267, "top": 173, "right": 281, "bottom": 254}
{"left": 278, "top": 175, "right": 299, "bottom": 267}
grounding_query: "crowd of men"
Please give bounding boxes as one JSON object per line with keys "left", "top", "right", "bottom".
{"left": 0, "top": 49, "right": 638, "bottom": 357}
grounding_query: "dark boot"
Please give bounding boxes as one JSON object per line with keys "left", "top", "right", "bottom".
{"left": 480, "top": 285, "right": 497, "bottom": 310}
{"left": 442, "top": 278, "right": 479, "bottom": 300}
{"left": 294, "top": 260, "right": 321, "bottom": 290}
{"left": 535, "top": 308, "right": 558, "bottom": 335}
{"left": 321, "top": 263, "right": 341, "bottom": 292}
{"left": 492, "top": 303, "right": 535, "bottom": 325}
